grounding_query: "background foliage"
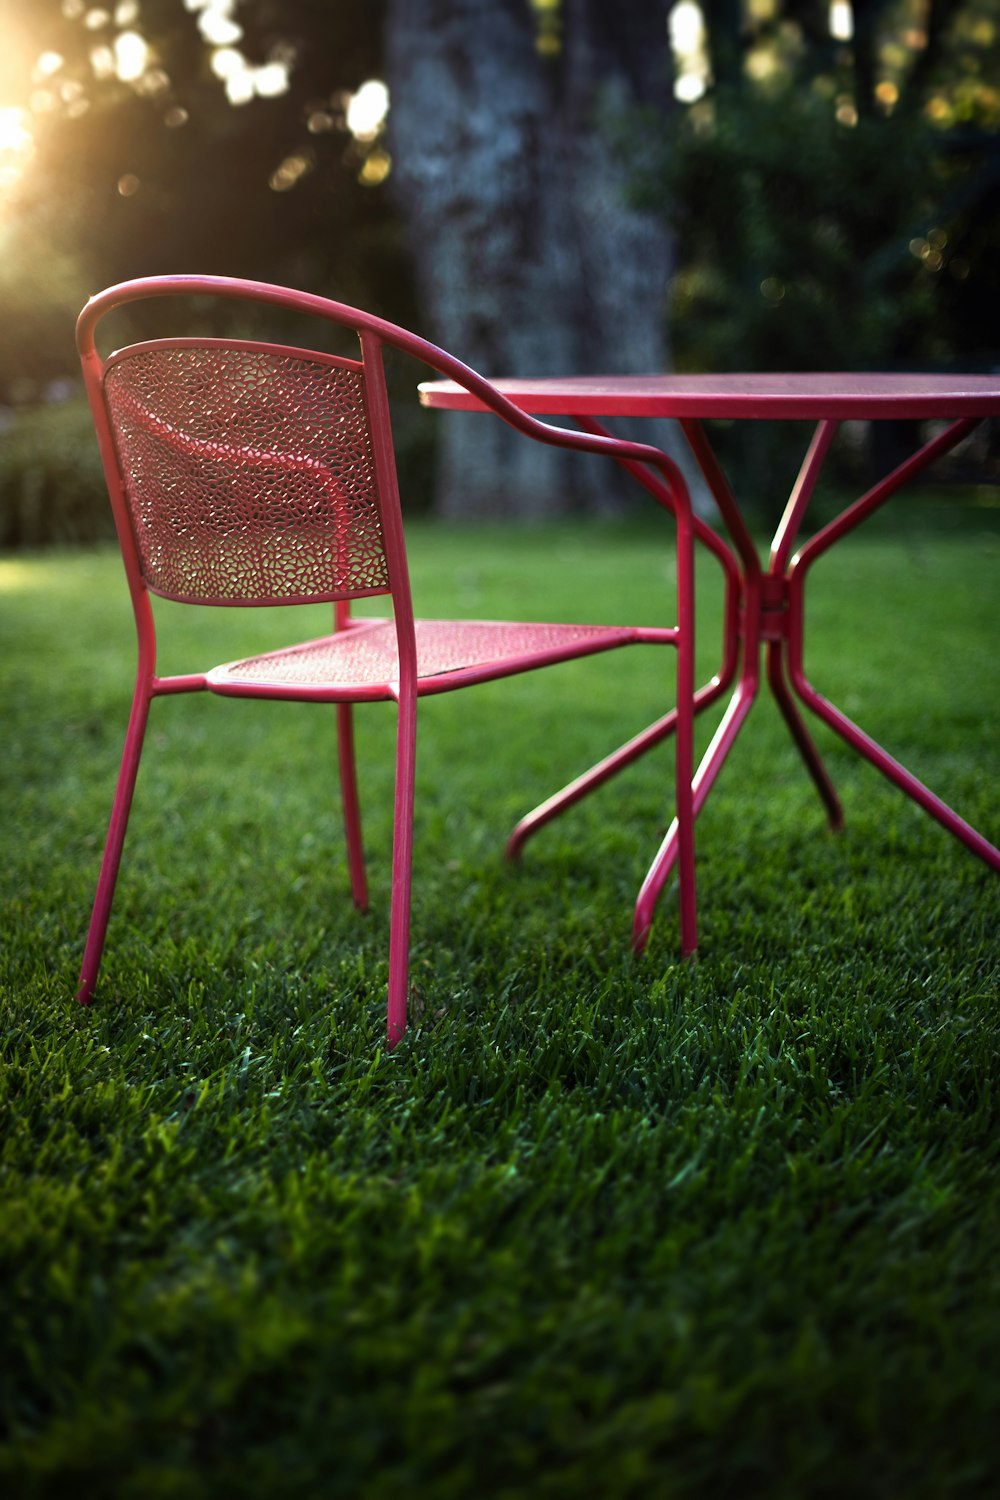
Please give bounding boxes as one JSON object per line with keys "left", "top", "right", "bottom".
{"left": 1, "top": 1, "right": 998, "bottom": 537}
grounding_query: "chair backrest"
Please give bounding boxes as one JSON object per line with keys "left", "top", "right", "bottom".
{"left": 96, "top": 333, "right": 392, "bottom": 608}
{"left": 78, "top": 275, "right": 692, "bottom": 636}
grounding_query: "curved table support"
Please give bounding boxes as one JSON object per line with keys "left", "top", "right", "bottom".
{"left": 418, "top": 374, "right": 1000, "bottom": 952}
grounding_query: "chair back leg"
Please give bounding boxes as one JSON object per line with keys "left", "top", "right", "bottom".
{"left": 76, "top": 688, "right": 152, "bottom": 1004}
{"left": 336, "top": 703, "right": 368, "bottom": 911}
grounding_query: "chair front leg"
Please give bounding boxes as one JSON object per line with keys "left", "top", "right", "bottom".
{"left": 76, "top": 686, "right": 153, "bottom": 1004}
{"left": 386, "top": 688, "right": 418, "bottom": 1048}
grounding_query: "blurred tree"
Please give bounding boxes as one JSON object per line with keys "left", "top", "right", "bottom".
{"left": 384, "top": 0, "right": 692, "bottom": 518}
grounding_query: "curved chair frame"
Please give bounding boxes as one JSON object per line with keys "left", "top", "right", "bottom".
{"left": 75, "top": 274, "right": 698, "bottom": 1045}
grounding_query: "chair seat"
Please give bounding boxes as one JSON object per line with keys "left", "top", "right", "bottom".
{"left": 207, "top": 617, "right": 637, "bottom": 697}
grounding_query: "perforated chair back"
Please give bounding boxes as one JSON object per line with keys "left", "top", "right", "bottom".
{"left": 102, "top": 340, "right": 389, "bottom": 609}
{"left": 102, "top": 338, "right": 391, "bottom": 607}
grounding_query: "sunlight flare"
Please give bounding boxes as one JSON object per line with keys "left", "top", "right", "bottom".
{"left": 114, "top": 31, "right": 148, "bottom": 83}
{"left": 0, "top": 106, "right": 34, "bottom": 195}
{"left": 669, "top": 2, "right": 710, "bottom": 104}
{"left": 829, "top": 2, "right": 854, "bottom": 43}
{"left": 346, "top": 80, "right": 389, "bottom": 142}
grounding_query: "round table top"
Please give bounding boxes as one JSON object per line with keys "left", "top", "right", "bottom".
{"left": 419, "top": 371, "right": 1000, "bottom": 420}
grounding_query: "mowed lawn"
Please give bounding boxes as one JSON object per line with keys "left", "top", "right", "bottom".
{"left": 1, "top": 495, "right": 998, "bottom": 1497}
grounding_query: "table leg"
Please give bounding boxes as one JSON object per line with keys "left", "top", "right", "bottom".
{"left": 632, "top": 667, "right": 759, "bottom": 953}
{"left": 765, "top": 638, "right": 843, "bottom": 831}
{"left": 505, "top": 673, "right": 732, "bottom": 862}
{"left": 506, "top": 416, "right": 742, "bottom": 866}
{"left": 634, "top": 418, "right": 851, "bottom": 947}
{"left": 625, "top": 417, "right": 763, "bottom": 951}
{"left": 636, "top": 411, "right": 999, "bottom": 950}
{"left": 785, "top": 414, "right": 1000, "bottom": 872}
{"left": 516, "top": 406, "right": 998, "bottom": 957}
{"left": 764, "top": 419, "right": 844, "bottom": 829}
{"left": 787, "top": 664, "right": 1000, "bottom": 871}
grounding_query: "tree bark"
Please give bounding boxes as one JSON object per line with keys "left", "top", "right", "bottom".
{"left": 385, "top": 0, "right": 694, "bottom": 518}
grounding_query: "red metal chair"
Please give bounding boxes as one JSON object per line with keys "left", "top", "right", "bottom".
{"left": 75, "top": 275, "right": 698, "bottom": 1046}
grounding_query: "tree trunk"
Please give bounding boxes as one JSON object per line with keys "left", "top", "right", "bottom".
{"left": 385, "top": 0, "right": 695, "bottom": 518}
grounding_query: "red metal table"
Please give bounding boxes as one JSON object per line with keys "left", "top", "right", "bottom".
{"left": 419, "top": 372, "right": 1000, "bottom": 950}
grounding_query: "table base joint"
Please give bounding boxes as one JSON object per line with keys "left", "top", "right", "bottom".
{"left": 741, "top": 572, "right": 791, "bottom": 644}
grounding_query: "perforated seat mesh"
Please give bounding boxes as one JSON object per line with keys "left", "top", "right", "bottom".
{"left": 104, "top": 341, "right": 389, "bottom": 605}
{"left": 212, "top": 619, "right": 630, "bottom": 691}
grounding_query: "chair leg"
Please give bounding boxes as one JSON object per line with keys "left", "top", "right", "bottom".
{"left": 386, "top": 692, "right": 418, "bottom": 1049}
{"left": 337, "top": 703, "right": 368, "bottom": 910}
{"left": 674, "top": 515, "right": 698, "bottom": 958}
{"left": 76, "top": 690, "right": 152, "bottom": 1004}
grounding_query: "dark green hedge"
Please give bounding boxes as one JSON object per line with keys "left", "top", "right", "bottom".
{"left": 0, "top": 398, "right": 114, "bottom": 549}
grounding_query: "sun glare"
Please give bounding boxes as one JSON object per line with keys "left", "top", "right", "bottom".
{"left": 669, "top": 2, "right": 711, "bottom": 104}
{"left": 35, "top": 52, "right": 65, "bottom": 79}
{"left": 346, "top": 80, "right": 389, "bottom": 141}
{"left": 188, "top": 0, "right": 246, "bottom": 51}
{"left": 829, "top": 2, "right": 854, "bottom": 43}
{"left": 0, "top": 106, "right": 34, "bottom": 196}
{"left": 0, "top": 107, "right": 32, "bottom": 154}
{"left": 114, "top": 31, "right": 148, "bottom": 82}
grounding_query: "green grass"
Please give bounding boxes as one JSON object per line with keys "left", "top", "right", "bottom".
{"left": 1, "top": 497, "right": 999, "bottom": 1498}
